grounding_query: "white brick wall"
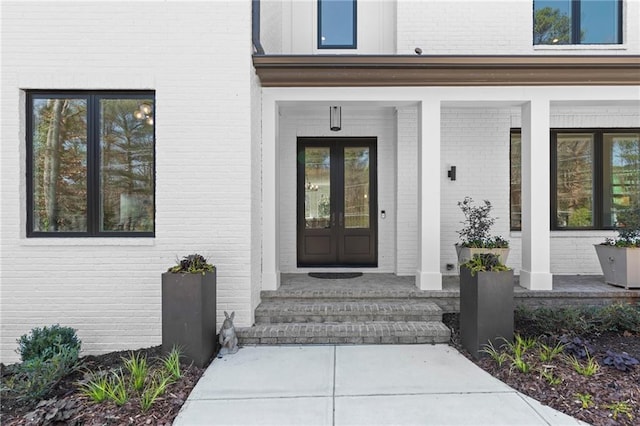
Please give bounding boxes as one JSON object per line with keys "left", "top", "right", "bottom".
{"left": 440, "top": 107, "right": 513, "bottom": 273}
{"left": 396, "top": 107, "right": 418, "bottom": 275}
{"left": 438, "top": 104, "right": 640, "bottom": 276}
{"left": 277, "top": 107, "right": 397, "bottom": 272}
{"left": 397, "top": 0, "right": 640, "bottom": 55}
{"left": 1, "top": 1, "right": 255, "bottom": 363}
{"left": 272, "top": 102, "right": 639, "bottom": 277}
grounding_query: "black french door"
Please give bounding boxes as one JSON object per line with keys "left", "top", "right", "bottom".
{"left": 297, "top": 137, "right": 377, "bottom": 267}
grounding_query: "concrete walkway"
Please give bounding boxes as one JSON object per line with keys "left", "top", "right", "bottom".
{"left": 173, "top": 345, "right": 587, "bottom": 426}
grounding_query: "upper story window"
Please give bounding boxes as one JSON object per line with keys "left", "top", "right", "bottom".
{"left": 27, "top": 91, "right": 155, "bottom": 237}
{"left": 533, "top": 0, "right": 622, "bottom": 45}
{"left": 510, "top": 129, "right": 639, "bottom": 231}
{"left": 318, "top": 0, "right": 357, "bottom": 49}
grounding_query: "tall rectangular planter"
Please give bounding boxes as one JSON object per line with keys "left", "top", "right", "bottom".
{"left": 594, "top": 245, "right": 640, "bottom": 289}
{"left": 162, "top": 271, "right": 216, "bottom": 367}
{"left": 455, "top": 246, "right": 510, "bottom": 265}
{"left": 460, "top": 267, "right": 514, "bottom": 360}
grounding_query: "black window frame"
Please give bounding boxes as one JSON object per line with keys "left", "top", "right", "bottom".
{"left": 510, "top": 128, "right": 640, "bottom": 231}
{"left": 26, "top": 90, "right": 156, "bottom": 238}
{"left": 317, "top": 0, "right": 357, "bottom": 50}
{"left": 533, "top": 0, "right": 623, "bottom": 45}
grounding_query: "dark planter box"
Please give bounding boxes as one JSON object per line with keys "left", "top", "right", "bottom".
{"left": 460, "top": 267, "right": 514, "bottom": 360}
{"left": 162, "top": 271, "right": 216, "bottom": 367}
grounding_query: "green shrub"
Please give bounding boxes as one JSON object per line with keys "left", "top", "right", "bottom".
{"left": 167, "top": 254, "right": 215, "bottom": 274}
{"left": 12, "top": 343, "right": 80, "bottom": 401}
{"left": 515, "top": 306, "right": 596, "bottom": 336}
{"left": 595, "top": 303, "right": 640, "bottom": 334}
{"left": 8, "top": 325, "right": 82, "bottom": 401}
{"left": 16, "top": 324, "right": 81, "bottom": 362}
{"left": 516, "top": 303, "right": 640, "bottom": 337}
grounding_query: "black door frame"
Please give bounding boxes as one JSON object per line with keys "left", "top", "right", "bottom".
{"left": 296, "top": 137, "right": 378, "bottom": 267}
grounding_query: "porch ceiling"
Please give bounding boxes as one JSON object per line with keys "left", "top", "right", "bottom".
{"left": 253, "top": 55, "right": 640, "bottom": 87}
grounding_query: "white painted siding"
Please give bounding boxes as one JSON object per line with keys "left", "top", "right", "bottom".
{"left": 278, "top": 107, "right": 397, "bottom": 272}
{"left": 0, "top": 1, "right": 255, "bottom": 363}
{"left": 266, "top": 0, "right": 396, "bottom": 54}
{"left": 265, "top": 0, "right": 640, "bottom": 56}
{"left": 251, "top": 66, "right": 263, "bottom": 322}
{"left": 260, "top": 0, "right": 283, "bottom": 53}
{"left": 397, "top": 0, "right": 640, "bottom": 55}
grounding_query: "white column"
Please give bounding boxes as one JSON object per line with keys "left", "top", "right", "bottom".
{"left": 520, "top": 99, "right": 553, "bottom": 290}
{"left": 416, "top": 99, "right": 442, "bottom": 290}
{"left": 261, "top": 97, "right": 280, "bottom": 290}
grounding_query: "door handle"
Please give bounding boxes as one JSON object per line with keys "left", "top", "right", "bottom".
{"left": 330, "top": 213, "right": 335, "bottom": 228}
{"left": 339, "top": 212, "right": 344, "bottom": 227}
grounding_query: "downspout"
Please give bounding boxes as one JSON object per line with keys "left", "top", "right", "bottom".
{"left": 252, "top": 0, "right": 265, "bottom": 55}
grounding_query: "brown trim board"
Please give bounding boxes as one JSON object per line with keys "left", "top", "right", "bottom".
{"left": 253, "top": 55, "right": 640, "bottom": 87}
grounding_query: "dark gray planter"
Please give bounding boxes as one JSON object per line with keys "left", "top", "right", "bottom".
{"left": 162, "top": 271, "right": 216, "bottom": 367}
{"left": 460, "top": 267, "right": 514, "bottom": 360}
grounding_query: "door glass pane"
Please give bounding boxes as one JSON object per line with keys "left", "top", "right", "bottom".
{"left": 305, "top": 147, "right": 331, "bottom": 229}
{"left": 100, "top": 99, "right": 155, "bottom": 232}
{"left": 581, "top": 0, "right": 620, "bottom": 44}
{"left": 344, "top": 147, "right": 369, "bottom": 229}
{"left": 510, "top": 132, "right": 522, "bottom": 229}
{"left": 533, "top": 0, "right": 571, "bottom": 44}
{"left": 603, "top": 133, "right": 640, "bottom": 227}
{"left": 31, "top": 97, "right": 88, "bottom": 232}
{"left": 556, "top": 134, "right": 594, "bottom": 228}
{"left": 318, "top": 0, "right": 356, "bottom": 48}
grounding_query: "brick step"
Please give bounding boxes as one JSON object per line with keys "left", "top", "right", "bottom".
{"left": 237, "top": 321, "right": 451, "bottom": 345}
{"left": 255, "top": 300, "right": 443, "bottom": 324}
{"left": 260, "top": 288, "right": 440, "bottom": 300}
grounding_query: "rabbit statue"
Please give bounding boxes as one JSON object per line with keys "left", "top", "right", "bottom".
{"left": 218, "top": 311, "right": 239, "bottom": 356}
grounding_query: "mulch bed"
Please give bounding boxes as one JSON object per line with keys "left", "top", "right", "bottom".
{"left": 2, "top": 320, "right": 639, "bottom": 425}
{"left": 445, "top": 314, "right": 640, "bottom": 426}
{"left": 1, "top": 346, "right": 206, "bottom": 425}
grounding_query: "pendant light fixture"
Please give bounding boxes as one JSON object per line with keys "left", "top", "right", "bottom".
{"left": 330, "top": 106, "right": 341, "bottom": 131}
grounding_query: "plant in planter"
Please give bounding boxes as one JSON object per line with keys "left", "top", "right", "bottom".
{"left": 459, "top": 253, "right": 514, "bottom": 360}
{"left": 594, "top": 202, "right": 640, "bottom": 289}
{"left": 162, "top": 254, "right": 216, "bottom": 367}
{"left": 455, "top": 197, "right": 509, "bottom": 265}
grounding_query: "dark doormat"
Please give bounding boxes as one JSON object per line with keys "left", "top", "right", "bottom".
{"left": 308, "top": 272, "right": 363, "bottom": 279}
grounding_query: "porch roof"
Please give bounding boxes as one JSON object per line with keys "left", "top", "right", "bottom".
{"left": 252, "top": 55, "right": 640, "bottom": 87}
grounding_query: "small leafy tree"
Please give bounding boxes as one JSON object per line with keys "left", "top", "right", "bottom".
{"left": 457, "top": 197, "right": 508, "bottom": 248}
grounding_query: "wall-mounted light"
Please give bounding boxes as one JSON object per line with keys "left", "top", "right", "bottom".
{"left": 134, "top": 103, "right": 154, "bottom": 126}
{"left": 447, "top": 166, "right": 457, "bottom": 181}
{"left": 330, "top": 106, "right": 341, "bottom": 131}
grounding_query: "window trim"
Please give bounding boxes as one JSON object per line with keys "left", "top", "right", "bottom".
{"left": 317, "top": 0, "right": 357, "bottom": 50}
{"left": 26, "top": 90, "right": 156, "bottom": 238}
{"left": 533, "top": 0, "right": 623, "bottom": 46}
{"left": 510, "top": 127, "right": 639, "bottom": 231}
